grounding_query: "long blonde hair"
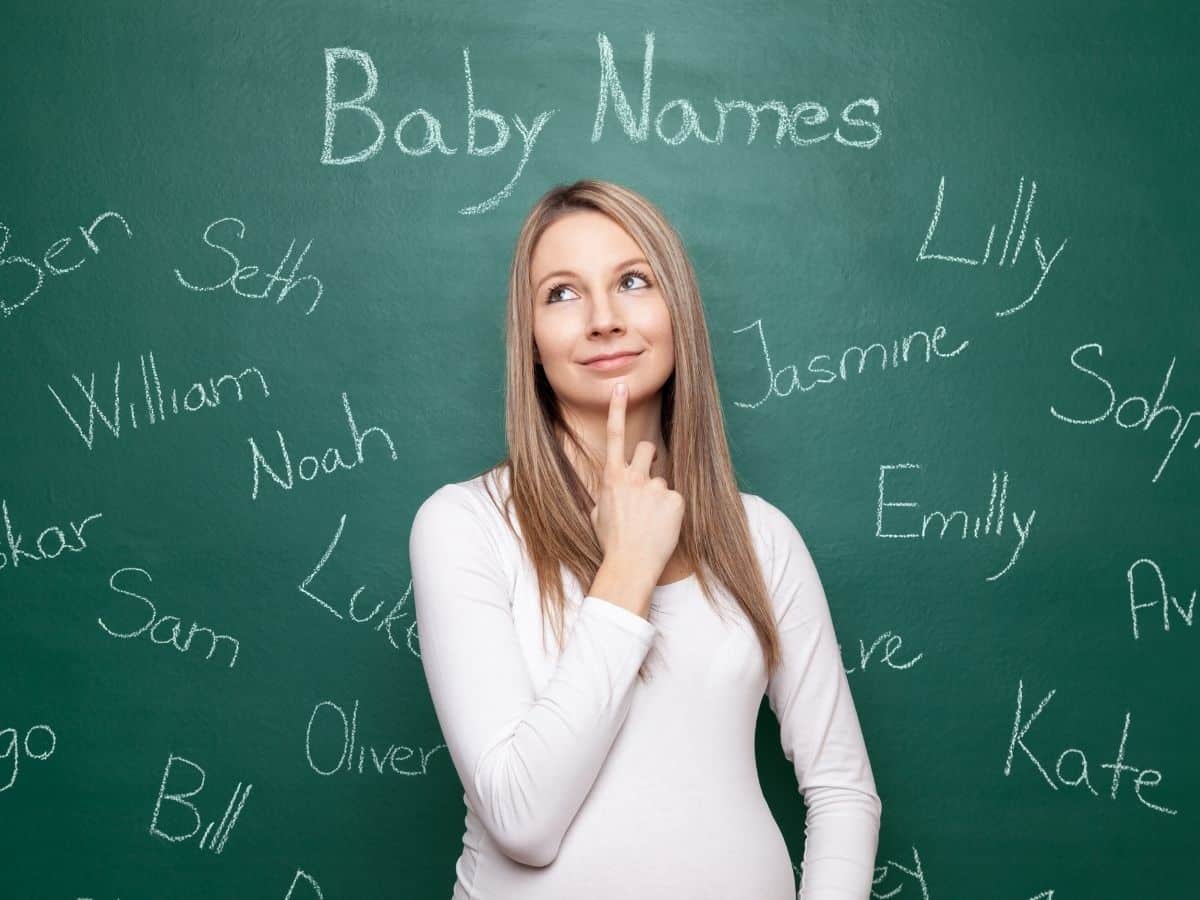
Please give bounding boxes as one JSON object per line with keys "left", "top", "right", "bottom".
{"left": 473, "top": 178, "right": 782, "bottom": 681}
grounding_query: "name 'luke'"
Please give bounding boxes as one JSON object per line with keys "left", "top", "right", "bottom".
{"left": 876, "top": 463, "right": 1037, "bottom": 580}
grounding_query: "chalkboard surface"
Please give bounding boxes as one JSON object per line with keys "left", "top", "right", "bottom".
{"left": 3, "top": 2, "right": 1196, "bottom": 898}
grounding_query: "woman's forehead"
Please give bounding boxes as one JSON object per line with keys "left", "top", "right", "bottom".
{"left": 532, "top": 220, "right": 645, "bottom": 286}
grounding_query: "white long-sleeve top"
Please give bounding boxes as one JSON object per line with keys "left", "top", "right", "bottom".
{"left": 408, "top": 467, "right": 881, "bottom": 900}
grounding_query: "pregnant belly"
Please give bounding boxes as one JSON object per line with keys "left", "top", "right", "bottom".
{"left": 479, "top": 781, "right": 796, "bottom": 900}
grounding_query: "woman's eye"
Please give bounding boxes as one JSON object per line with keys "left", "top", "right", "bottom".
{"left": 546, "top": 270, "right": 652, "bottom": 304}
{"left": 546, "top": 283, "right": 576, "bottom": 304}
{"left": 620, "top": 270, "right": 652, "bottom": 290}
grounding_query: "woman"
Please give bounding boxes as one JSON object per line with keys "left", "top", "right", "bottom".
{"left": 409, "top": 179, "right": 881, "bottom": 899}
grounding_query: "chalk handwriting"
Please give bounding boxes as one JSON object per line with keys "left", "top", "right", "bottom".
{"left": 322, "top": 32, "right": 881, "bottom": 215}
{"left": 99, "top": 567, "right": 240, "bottom": 668}
{"left": 299, "top": 513, "right": 418, "bottom": 654}
{"left": 0, "top": 211, "right": 132, "bottom": 319}
{"left": 149, "top": 752, "right": 252, "bottom": 852}
{"left": 0, "top": 499, "right": 102, "bottom": 575}
{"left": 916, "top": 175, "right": 1069, "bottom": 317}
{"left": 322, "top": 46, "right": 555, "bottom": 217}
{"left": 1050, "top": 341, "right": 1198, "bottom": 483}
{"left": 876, "top": 464, "right": 1036, "bottom": 580}
{"left": 732, "top": 319, "right": 968, "bottom": 408}
{"left": 1, "top": 721, "right": 56, "bottom": 793}
{"left": 248, "top": 392, "right": 398, "bottom": 499}
{"left": 1003, "top": 679, "right": 1177, "bottom": 815}
{"left": 871, "top": 845, "right": 930, "bottom": 898}
{"left": 173, "top": 216, "right": 323, "bottom": 315}
{"left": 589, "top": 32, "right": 880, "bottom": 150}
{"left": 866, "top": 845, "right": 1052, "bottom": 898}
{"left": 285, "top": 869, "right": 325, "bottom": 899}
{"left": 842, "top": 630, "right": 924, "bottom": 675}
{"left": 48, "top": 350, "right": 270, "bottom": 449}
{"left": 305, "top": 698, "right": 446, "bottom": 777}
{"left": 80, "top": 866, "right": 328, "bottom": 899}
{"left": 1127, "top": 557, "right": 1195, "bottom": 639}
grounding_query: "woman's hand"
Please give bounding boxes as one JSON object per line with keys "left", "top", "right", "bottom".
{"left": 589, "top": 382, "right": 684, "bottom": 587}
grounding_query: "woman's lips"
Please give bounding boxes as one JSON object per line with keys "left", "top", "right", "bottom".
{"left": 582, "top": 352, "right": 642, "bottom": 370}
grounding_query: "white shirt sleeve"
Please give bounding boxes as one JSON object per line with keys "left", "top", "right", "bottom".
{"left": 754, "top": 496, "right": 883, "bottom": 899}
{"left": 409, "top": 483, "right": 659, "bottom": 868}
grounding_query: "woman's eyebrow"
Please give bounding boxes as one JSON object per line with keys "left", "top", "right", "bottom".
{"left": 534, "top": 257, "right": 649, "bottom": 290}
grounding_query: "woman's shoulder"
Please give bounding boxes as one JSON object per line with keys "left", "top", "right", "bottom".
{"left": 735, "top": 491, "right": 828, "bottom": 627}
{"left": 418, "top": 462, "right": 510, "bottom": 509}
{"left": 736, "top": 490, "right": 814, "bottom": 567}
{"left": 739, "top": 489, "right": 803, "bottom": 529}
{"left": 412, "top": 463, "right": 515, "bottom": 548}
{"left": 409, "top": 465, "right": 518, "bottom": 582}
{"left": 737, "top": 490, "right": 782, "bottom": 538}
{"left": 459, "top": 463, "right": 513, "bottom": 522}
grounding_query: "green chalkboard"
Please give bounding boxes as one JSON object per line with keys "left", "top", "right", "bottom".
{"left": 2, "top": 1, "right": 1196, "bottom": 897}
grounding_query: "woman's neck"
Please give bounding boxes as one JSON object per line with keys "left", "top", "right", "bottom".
{"left": 559, "top": 421, "right": 670, "bottom": 499}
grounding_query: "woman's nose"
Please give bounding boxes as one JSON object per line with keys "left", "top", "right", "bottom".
{"left": 586, "top": 293, "right": 625, "bottom": 332}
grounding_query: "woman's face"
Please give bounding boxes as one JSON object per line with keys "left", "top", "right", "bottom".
{"left": 529, "top": 210, "right": 676, "bottom": 414}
